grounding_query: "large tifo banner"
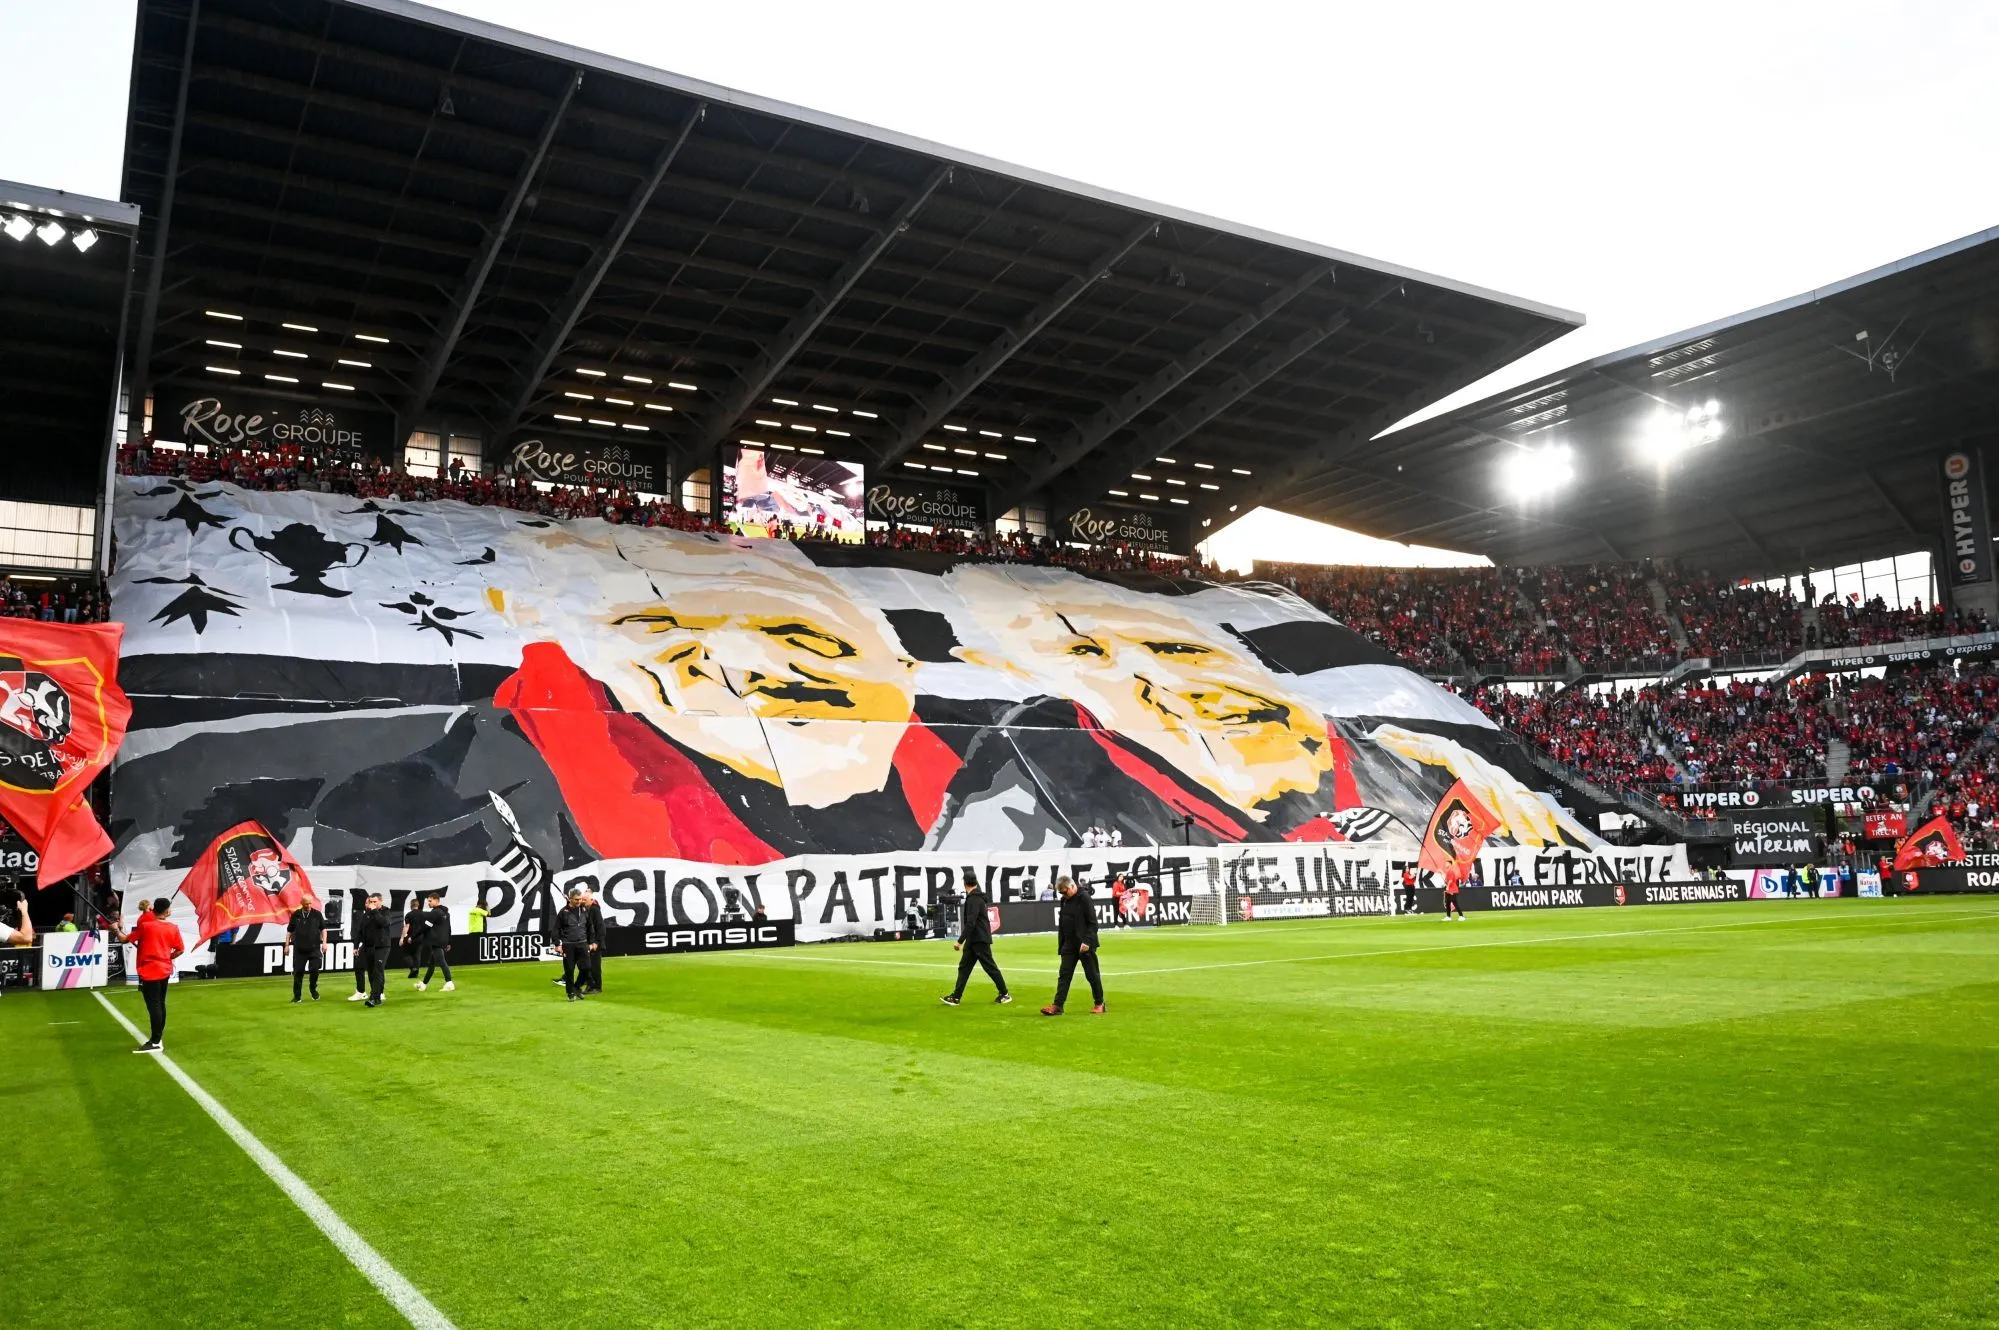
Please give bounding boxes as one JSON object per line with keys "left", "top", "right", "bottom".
{"left": 117, "top": 841, "right": 1689, "bottom": 973}
{"left": 108, "top": 477, "right": 1632, "bottom": 908}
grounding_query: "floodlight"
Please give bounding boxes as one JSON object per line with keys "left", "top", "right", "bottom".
{"left": 35, "top": 219, "right": 65, "bottom": 246}
{"left": 71, "top": 227, "right": 99, "bottom": 253}
{"left": 1, "top": 215, "right": 30, "bottom": 242}
{"left": 1499, "top": 442, "right": 1575, "bottom": 503}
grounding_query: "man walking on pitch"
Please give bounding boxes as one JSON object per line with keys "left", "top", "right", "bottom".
{"left": 554, "top": 887, "right": 593, "bottom": 1000}
{"left": 1042, "top": 877, "right": 1105, "bottom": 1015}
{"left": 582, "top": 886, "right": 605, "bottom": 995}
{"left": 1443, "top": 866, "right": 1466, "bottom": 921}
{"left": 400, "top": 894, "right": 428, "bottom": 980}
{"left": 414, "top": 890, "right": 454, "bottom": 992}
{"left": 283, "top": 898, "right": 327, "bottom": 1002}
{"left": 353, "top": 891, "right": 393, "bottom": 1007}
{"left": 120, "top": 898, "right": 185, "bottom": 1051}
{"left": 941, "top": 869, "right": 1009, "bottom": 1006}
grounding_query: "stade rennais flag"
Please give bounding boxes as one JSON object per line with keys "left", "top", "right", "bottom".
{"left": 175, "top": 822, "right": 319, "bottom": 942}
{"left": 0, "top": 621, "right": 129, "bottom": 888}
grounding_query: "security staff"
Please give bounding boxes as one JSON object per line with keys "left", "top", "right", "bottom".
{"left": 941, "top": 869, "right": 1009, "bottom": 1006}
{"left": 282, "top": 900, "right": 327, "bottom": 1002}
{"left": 1042, "top": 877, "right": 1105, "bottom": 1016}
{"left": 354, "top": 891, "right": 393, "bottom": 1007}
{"left": 415, "top": 890, "right": 454, "bottom": 992}
{"left": 553, "top": 887, "right": 593, "bottom": 1000}
{"left": 400, "top": 895, "right": 428, "bottom": 979}
{"left": 465, "top": 896, "right": 490, "bottom": 935}
{"left": 583, "top": 887, "right": 605, "bottom": 995}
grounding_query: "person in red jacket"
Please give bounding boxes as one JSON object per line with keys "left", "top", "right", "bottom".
{"left": 120, "top": 898, "right": 185, "bottom": 1052}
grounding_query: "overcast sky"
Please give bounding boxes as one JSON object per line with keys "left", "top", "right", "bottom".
{"left": 6, "top": 0, "right": 1997, "bottom": 566}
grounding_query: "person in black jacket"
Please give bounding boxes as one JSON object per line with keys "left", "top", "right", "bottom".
{"left": 941, "top": 869, "right": 1010, "bottom": 1006}
{"left": 583, "top": 887, "right": 605, "bottom": 995}
{"left": 1042, "top": 877, "right": 1105, "bottom": 1016}
{"left": 553, "top": 887, "right": 593, "bottom": 1000}
{"left": 415, "top": 891, "right": 454, "bottom": 992}
{"left": 401, "top": 896, "right": 428, "bottom": 980}
{"left": 282, "top": 900, "right": 327, "bottom": 1002}
{"left": 354, "top": 892, "right": 393, "bottom": 1007}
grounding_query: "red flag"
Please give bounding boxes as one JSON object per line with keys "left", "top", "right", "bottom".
{"left": 1893, "top": 815, "right": 1964, "bottom": 872}
{"left": 1418, "top": 779, "right": 1500, "bottom": 882}
{"left": 0, "top": 622, "right": 131, "bottom": 888}
{"left": 175, "top": 822, "right": 319, "bottom": 942}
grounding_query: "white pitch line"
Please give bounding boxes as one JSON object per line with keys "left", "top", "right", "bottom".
{"left": 93, "top": 992, "right": 456, "bottom": 1330}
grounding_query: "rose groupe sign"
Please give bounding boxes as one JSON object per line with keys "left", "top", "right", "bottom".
{"left": 154, "top": 384, "right": 392, "bottom": 462}
{"left": 507, "top": 437, "right": 668, "bottom": 491}
{"left": 1062, "top": 501, "right": 1192, "bottom": 555}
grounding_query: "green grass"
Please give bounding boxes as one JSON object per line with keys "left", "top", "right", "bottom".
{"left": 8, "top": 898, "right": 1999, "bottom": 1328}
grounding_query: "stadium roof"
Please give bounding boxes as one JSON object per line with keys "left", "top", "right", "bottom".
{"left": 0, "top": 181, "right": 140, "bottom": 507}
{"left": 120, "top": 0, "right": 1579, "bottom": 535}
{"left": 1318, "top": 226, "right": 1999, "bottom": 577}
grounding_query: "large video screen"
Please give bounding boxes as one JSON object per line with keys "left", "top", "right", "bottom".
{"left": 723, "top": 446, "right": 865, "bottom": 542}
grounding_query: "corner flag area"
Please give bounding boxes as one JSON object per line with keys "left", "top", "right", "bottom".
{"left": 10, "top": 899, "right": 1997, "bottom": 1328}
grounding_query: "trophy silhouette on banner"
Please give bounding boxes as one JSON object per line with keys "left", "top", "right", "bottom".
{"left": 228, "top": 523, "right": 370, "bottom": 597}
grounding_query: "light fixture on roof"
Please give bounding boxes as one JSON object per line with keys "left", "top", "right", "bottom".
{"left": 205, "top": 339, "right": 241, "bottom": 350}
{"left": 923, "top": 443, "right": 947, "bottom": 452}
{"left": 575, "top": 367, "right": 605, "bottom": 377}
{"left": 1013, "top": 434, "right": 1035, "bottom": 443}
{"left": 205, "top": 309, "right": 243, "bottom": 321}
{"left": 801, "top": 447, "right": 825, "bottom": 455}
{"left": 1155, "top": 456, "right": 1176, "bottom": 464}
{"left": 826, "top": 429, "right": 851, "bottom": 437}
{"left": 554, "top": 414, "right": 582, "bottom": 422}
{"left": 282, "top": 322, "right": 318, "bottom": 333}
{"left": 943, "top": 425, "right": 967, "bottom": 433}
{"left": 1108, "top": 488, "right": 1129, "bottom": 497}
{"left": 1202, "top": 518, "right": 1212, "bottom": 528}
{"left": 354, "top": 333, "right": 390, "bottom": 344}
{"left": 1641, "top": 399, "right": 1726, "bottom": 464}
{"left": 622, "top": 374, "right": 653, "bottom": 384}
{"left": 957, "top": 468, "right": 977, "bottom": 476}
{"left": 851, "top": 409, "right": 878, "bottom": 418}
{"left": 587, "top": 418, "right": 616, "bottom": 427}
{"left": 755, "top": 419, "right": 784, "bottom": 428}
{"left": 622, "top": 423, "right": 648, "bottom": 432}
{"left": 322, "top": 381, "right": 354, "bottom": 392}
{"left": 769, "top": 441, "right": 795, "bottom": 451}
{"left": 273, "top": 349, "right": 308, "bottom": 360}
{"left": 71, "top": 227, "right": 98, "bottom": 253}
{"left": 605, "top": 397, "right": 634, "bottom": 407}
{"left": 1, "top": 215, "right": 30, "bottom": 242}
{"left": 811, "top": 403, "right": 839, "bottom": 414}
{"left": 905, "top": 461, "right": 927, "bottom": 470}
{"left": 1230, "top": 467, "right": 1251, "bottom": 475}
{"left": 35, "top": 219, "right": 64, "bottom": 246}
{"left": 1498, "top": 441, "right": 1575, "bottom": 503}
{"left": 1139, "top": 492, "right": 1160, "bottom": 502}
{"left": 338, "top": 358, "right": 371, "bottom": 369}
{"left": 983, "top": 451, "right": 1005, "bottom": 460}
{"left": 1199, "top": 482, "right": 1219, "bottom": 491}
{"left": 953, "top": 448, "right": 976, "bottom": 456}
{"left": 772, "top": 397, "right": 799, "bottom": 406}
{"left": 205, "top": 365, "right": 240, "bottom": 376}
{"left": 1228, "top": 505, "right": 1239, "bottom": 512}
{"left": 1165, "top": 478, "right": 1185, "bottom": 486}
{"left": 790, "top": 424, "right": 817, "bottom": 433}
{"left": 978, "top": 430, "right": 1001, "bottom": 438}
{"left": 264, "top": 373, "right": 298, "bottom": 384}
{"left": 1169, "top": 497, "right": 1189, "bottom": 505}
{"left": 668, "top": 381, "right": 698, "bottom": 392}
{"left": 567, "top": 392, "right": 594, "bottom": 401}
{"left": 645, "top": 403, "right": 673, "bottom": 413}
{"left": 1131, "top": 472, "right": 1152, "bottom": 481}
{"left": 1193, "top": 461, "right": 1214, "bottom": 470}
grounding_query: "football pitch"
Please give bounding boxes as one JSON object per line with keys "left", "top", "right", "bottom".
{"left": 8, "top": 898, "right": 1998, "bottom": 1328}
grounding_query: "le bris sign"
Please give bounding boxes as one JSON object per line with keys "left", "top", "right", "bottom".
{"left": 153, "top": 383, "right": 391, "bottom": 462}
{"left": 1062, "top": 502, "right": 1193, "bottom": 555}
{"left": 865, "top": 477, "right": 988, "bottom": 531}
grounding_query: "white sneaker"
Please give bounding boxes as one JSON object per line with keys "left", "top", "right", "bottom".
{"left": 442, "top": 981, "right": 455, "bottom": 992}
{"left": 347, "top": 991, "right": 367, "bottom": 1002}
{"left": 414, "top": 981, "right": 427, "bottom": 991}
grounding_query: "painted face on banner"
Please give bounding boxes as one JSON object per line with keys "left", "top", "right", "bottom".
{"left": 952, "top": 568, "right": 1332, "bottom": 813}
{"left": 499, "top": 527, "right": 916, "bottom": 807}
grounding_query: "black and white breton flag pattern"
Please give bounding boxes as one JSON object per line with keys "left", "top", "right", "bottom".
{"left": 486, "top": 790, "right": 549, "bottom": 892}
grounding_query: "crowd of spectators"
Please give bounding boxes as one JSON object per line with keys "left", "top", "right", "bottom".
{"left": 1, "top": 576, "right": 108, "bottom": 623}
{"left": 1517, "top": 564, "right": 1678, "bottom": 673}
{"left": 1461, "top": 683, "right": 1676, "bottom": 789}
{"left": 1256, "top": 564, "right": 1561, "bottom": 674}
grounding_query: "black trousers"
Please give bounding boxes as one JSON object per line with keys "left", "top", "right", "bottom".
{"left": 139, "top": 977, "right": 169, "bottom": 1043}
{"left": 420, "top": 942, "right": 452, "bottom": 984}
{"left": 362, "top": 945, "right": 388, "bottom": 1001}
{"left": 291, "top": 947, "right": 322, "bottom": 998}
{"left": 951, "top": 940, "right": 1007, "bottom": 998}
{"left": 585, "top": 947, "right": 602, "bottom": 992}
{"left": 1444, "top": 891, "right": 1464, "bottom": 918}
{"left": 562, "top": 942, "right": 591, "bottom": 996}
{"left": 1400, "top": 884, "right": 1419, "bottom": 913}
{"left": 1053, "top": 949, "right": 1103, "bottom": 1007}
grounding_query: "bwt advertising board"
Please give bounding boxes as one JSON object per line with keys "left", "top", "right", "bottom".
{"left": 1062, "top": 502, "right": 1191, "bottom": 555}
{"left": 153, "top": 383, "right": 392, "bottom": 462}
{"left": 507, "top": 437, "right": 669, "bottom": 492}
{"left": 864, "top": 477, "right": 988, "bottom": 531}
{"left": 1940, "top": 449, "right": 1994, "bottom": 589}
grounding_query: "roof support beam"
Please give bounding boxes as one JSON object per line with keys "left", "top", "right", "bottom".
{"left": 690, "top": 162, "right": 952, "bottom": 454}
{"left": 873, "top": 215, "right": 1157, "bottom": 466}
{"left": 998, "top": 261, "right": 1335, "bottom": 511}
{"left": 406, "top": 68, "right": 581, "bottom": 427}
{"left": 1063, "top": 284, "right": 1398, "bottom": 504}
{"left": 1196, "top": 310, "right": 1546, "bottom": 532}
{"left": 126, "top": 0, "right": 201, "bottom": 450}
{"left": 1861, "top": 467, "right": 1924, "bottom": 539}
{"left": 491, "top": 101, "right": 705, "bottom": 443}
